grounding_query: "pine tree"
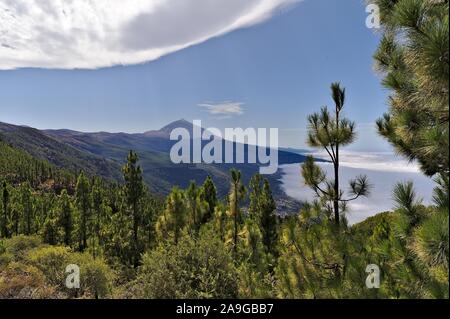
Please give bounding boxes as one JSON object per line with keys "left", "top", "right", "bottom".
{"left": 229, "top": 169, "right": 246, "bottom": 258}
{"left": 373, "top": 182, "right": 448, "bottom": 298}
{"left": 11, "top": 202, "right": 20, "bottom": 236}
{"left": 238, "top": 218, "right": 274, "bottom": 298}
{"left": 156, "top": 187, "right": 187, "bottom": 244}
{"left": 248, "top": 174, "right": 263, "bottom": 220}
{"left": 106, "top": 196, "right": 134, "bottom": 266}
{"left": 122, "top": 151, "right": 145, "bottom": 266}
{"left": 260, "top": 179, "right": 278, "bottom": 257}
{"left": 372, "top": 0, "right": 449, "bottom": 177}
{"left": 141, "top": 191, "right": 159, "bottom": 249}
{"left": 43, "top": 208, "right": 59, "bottom": 245}
{"left": 248, "top": 174, "right": 278, "bottom": 256}
{"left": 59, "top": 189, "right": 73, "bottom": 246}
{"left": 200, "top": 175, "right": 217, "bottom": 223}
{"left": 302, "top": 83, "right": 370, "bottom": 225}
{"left": 91, "top": 177, "right": 104, "bottom": 251}
{"left": 75, "top": 172, "right": 91, "bottom": 251}
{"left": 214, "top": 203, "right": 228, "bottom": 243}
{"left": 1, "top": 181, "right": 9, "bottom": 238}
{"left": 19, "top": 182, "right": 33, "bottom": 235}
{"left": 185, "top": 181, "right": 206, "bottom": 234}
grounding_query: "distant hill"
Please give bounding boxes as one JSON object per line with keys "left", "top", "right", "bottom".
{"left": 1, "top": 119, "right": 313, "bottom": 213}
{"left": 0, "top": 122, "right": 121, "bottom": 181}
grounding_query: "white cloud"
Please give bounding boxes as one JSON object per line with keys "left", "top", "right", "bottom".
{"left": 198, "top": 101, "right": 244, "bottom": 117}
{"left": 311, "top": 151, "right": 421, "bottom": 173}
{"left": 0, "top": 0, "right": 299, "bottom": 70}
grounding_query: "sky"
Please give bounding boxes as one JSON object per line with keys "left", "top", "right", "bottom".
{"left": 0, "top": 0, "right": 390, "bottom": 151}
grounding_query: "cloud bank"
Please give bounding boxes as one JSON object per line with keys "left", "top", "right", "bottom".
{"left": 280, "top": 152, "right": 435, "bottom": 224}
{"left": 0, "top": 0, "right": 299, "bottom": 70}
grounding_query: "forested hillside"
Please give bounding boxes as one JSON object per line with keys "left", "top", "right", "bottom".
{"left": 0, "top": 139, "right": 75, "bottom": 192}
{"left": 0, "top": 122, "right": 121, "bottom": 181}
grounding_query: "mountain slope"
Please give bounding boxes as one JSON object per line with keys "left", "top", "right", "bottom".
{"left": 0, "top": 122, "right": 121, "bottom": 181}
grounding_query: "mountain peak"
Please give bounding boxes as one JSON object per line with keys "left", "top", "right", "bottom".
{"left": 143, "top": 119, "right": 202, "bottom": 138}
{"left": 158, "top": 119, "right": 192, "bottom": 133}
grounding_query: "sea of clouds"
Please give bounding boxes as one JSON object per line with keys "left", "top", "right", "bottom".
{"left": 280, "top": 151, "right": 436, "bottom": 225}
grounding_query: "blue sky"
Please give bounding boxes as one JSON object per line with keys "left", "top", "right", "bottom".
{"left": 0, "top": 0, "right": 390, "bottom": 151}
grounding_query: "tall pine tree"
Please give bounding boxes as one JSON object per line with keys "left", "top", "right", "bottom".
{"left": 302, "top": 83, "right": 371, "bottom": 225}
{"left": 200, "top": 175, "right": 217, "bottom": 223}
{"left": 156, "top": 187, "right": 187, "bottom": 244}
{"left": 19, "top": 182, "right": 33, "bottom": 235}
{"left": 59, "top": 189, "right": 73, "bottom": 247}
{"left": 260, "top": 179, "right": 278, "bottom": 257}
{"left": 122, "top": 151, "right": 145, "bottom": 266}
{"left": 1, "top": 181, "right": 9, "bottom": 238}
{"left": 229, "top": 169, "right": 246, "bottom": 258}
{"left": 75, "top": 172, "right": 91, "bottom": 251}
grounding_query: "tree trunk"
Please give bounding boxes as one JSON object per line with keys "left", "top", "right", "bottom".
{"left": 65, "top": 229, "right": 70, "bottom": 246}
{"left": 191, "top": 201, "right": 197, "bottom": 234}
{"left": 26, "top": 213, "right": 31, "bottom": 235}
{"left": 14, "top": 220, "right": 18, "bottom": 236}
{"left": 2, "top": 206, "right": 8, "bottom": 238}
{"left": 82, "top": 214, "right": 87, "bottom": 251}
{"left": 133, "top": 201, "right": 139, "bottom": 268}
{"left": 234, "top": 212, "right": 238, "bottom": 257}
{"left": 334, "top": 155, "right": 340, "bottom": 225}
{"left": 133, "top": 202, "right": 138, "bottom": 243}
{"left": 334, "top": 106, "right": 340, "bottom": 225}
{"left": 233, "top": 187, "right": 238, "bottom": 258}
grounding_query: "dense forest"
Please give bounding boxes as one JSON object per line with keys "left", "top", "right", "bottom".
{"left": 0, "top": 0, "right": 448, "bottom": 299}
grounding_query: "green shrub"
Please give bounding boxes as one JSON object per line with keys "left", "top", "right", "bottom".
{"left": 26, "top": 246, "right": 71, "bottom": 288}
{"left": 0, "top": 240, "right": 12, "bottom": 267}
{"left": 0, "top": 253, "right": 13, "bottom": 268}
{"left": 0, "top": 262, "right": 58, "bottom": 299}
{"left": 69, "top": 253, "right": 114, "bottom": 299}
{"left": 4, "top": 236, "right": 42, "bottom": 261}
{"left": 136, "top": 229, "right": 238, "bottom": 299}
